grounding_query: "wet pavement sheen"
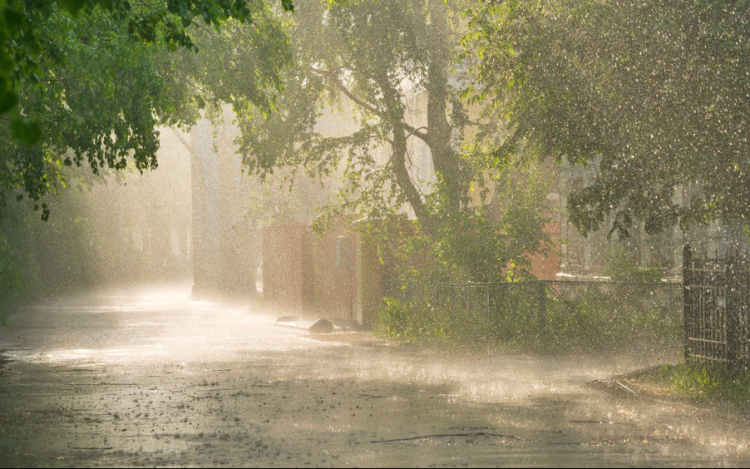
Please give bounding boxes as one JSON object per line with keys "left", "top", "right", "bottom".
{"left": 0, "top": 284, "right": 748, "bottom": 467}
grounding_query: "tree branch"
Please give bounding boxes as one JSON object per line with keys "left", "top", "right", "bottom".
{"left": 41, "top": 74, "right": 92, "bottom": 83}
{"left": 390, "top": 131, "right": 427, "bottom": 220}
{"left": 171, "top": 128, "right": 195, "bottom": 155}
{"left": 310, "top": 67, "right": 430, "bottom": 144}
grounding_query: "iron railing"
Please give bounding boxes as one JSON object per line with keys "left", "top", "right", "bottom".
{"left": 396, "top": 279, "right": 683, "bottom": 344}
{"left": 683, "top": 245, "right": 750, "bottom": 368}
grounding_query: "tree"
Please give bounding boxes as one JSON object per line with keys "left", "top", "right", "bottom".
{"left": 0, "top": 0, "right": 293, "bottom": 218}
{"left": 468, "top": 0, "right": 750, "bottom": 237}
{"left": 233, "top": 0, "right": 474, "bottom": 222}
{"left": 230, "top": 0, "right": 552, "bottom": 282}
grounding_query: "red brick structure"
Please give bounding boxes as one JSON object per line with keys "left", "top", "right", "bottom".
{"left": 527, "top": 220, "right": 561, "bottom": 281}
{"left": 262, "top": 219, "right": 382, "bottom": 325}
{"left": 312, "top": 221, "right": 357, "bottom": 322}
{"left": 262, "top": 223, "right": 314, "bottom": 315}
{"left": 262, "top": 215, "right": 562, "bottom": 324}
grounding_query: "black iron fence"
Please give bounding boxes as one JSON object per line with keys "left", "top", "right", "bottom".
{"left": 683, "top": 245, "right": 750, "bottom": 368}
{"left": 397, "top": 279, "right": 683, "bottom": 345}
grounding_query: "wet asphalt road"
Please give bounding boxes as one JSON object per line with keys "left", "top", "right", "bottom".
{"left": 0, "top": 284, "right": 749, "bottom": 467}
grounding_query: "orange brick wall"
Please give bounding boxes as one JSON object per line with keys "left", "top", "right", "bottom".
{"left": 263, "top": 217, "right": 559, "bottom": 322}
{"left": 528, "top": 221, "right": 560, "bottom": 280}
{"left": 262, "top": 223, "right": 314, "bottom": 314}
{"left": 312, "top": 220, "right": 358, "bottom": 322}
{"left": 262, "top": 219, "right": 382, "bottom": 324}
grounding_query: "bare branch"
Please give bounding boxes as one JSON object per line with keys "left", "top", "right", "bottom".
{"left": 171, "top": 128, "right": 194, "bottom": 155}
{"left": 310, "top": 67, "right": 430, "bottom": 144}
{"left": 40, "top": 74, "right": 92, "bottom": 83}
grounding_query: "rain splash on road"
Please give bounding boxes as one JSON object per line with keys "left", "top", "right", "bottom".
{"left": 0, "top": 284, "right": 748, "bottom": 467}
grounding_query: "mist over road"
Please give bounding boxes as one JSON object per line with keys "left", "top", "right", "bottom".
{"left": 0, "top": 284, "right": 747, "bottom": 467}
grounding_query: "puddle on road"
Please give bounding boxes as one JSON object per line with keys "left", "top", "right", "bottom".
{"left": 0, "top": 284, "right": 357, "bottom": 373}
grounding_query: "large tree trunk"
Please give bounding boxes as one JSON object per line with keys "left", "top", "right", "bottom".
{"left": 373, "top": 70, "right": 430, "bottom": 220}
{"left": 426, "top": 0, "right": 462, "bottom": 214}
{"left": 392, "top": 126, "right": 429, "bottom": 221}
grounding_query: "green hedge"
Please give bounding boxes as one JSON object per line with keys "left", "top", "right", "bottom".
{"left": 376, "top": 282, "right": 682, "bottom": 352}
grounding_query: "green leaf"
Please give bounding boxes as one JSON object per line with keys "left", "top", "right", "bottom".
{"left": 0, "top": 89, "right": 18, "bottom": 113}
{"left": 282, "top": 0, "right": 294, "bottom": 12}
{"left": 10, "top": 117, "right": 42, "bottom": 147}
{"left": 61, "top": 0, "right": 86, "bottom": 15}
{"left": 3, "top": 7, "right": 24, "bottom": 27}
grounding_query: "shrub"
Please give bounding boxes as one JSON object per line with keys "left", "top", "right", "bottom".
{"left": 374, "top": 297, "right": 450, "bottom": 345}
{"left": 376, "top": 281, "right": 682, "bottom": 353}
{"left": 653, "top": 363, "right": 750, "bottom": 406}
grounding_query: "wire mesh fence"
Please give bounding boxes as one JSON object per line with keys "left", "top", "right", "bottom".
{"left": 393, "top": 279, "right": 683, "bottom": 347}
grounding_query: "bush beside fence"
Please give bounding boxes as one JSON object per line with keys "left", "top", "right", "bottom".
{"left": 378, "top": 280, "right": 683, "bottom": 351}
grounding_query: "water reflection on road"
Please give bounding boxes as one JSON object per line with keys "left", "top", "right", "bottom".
{"left": 0, "top": 284, "right": 748, "bottom": 467}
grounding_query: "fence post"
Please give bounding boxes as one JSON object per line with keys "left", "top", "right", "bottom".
{"left": 486, "top": 285, "right": 491, "bottom": 324}
{"left": 537, "top": 282, "right": 547, "bottom": 338}
{"left": 683, "top": 244, "right": 692, "bottom": 362}
{"left": 726, "top": 255, "right": 738, "bottom": 367}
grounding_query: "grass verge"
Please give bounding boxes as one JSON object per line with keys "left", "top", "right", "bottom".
{"left": 628, "top": 363, "right": 750, "bottom": 409}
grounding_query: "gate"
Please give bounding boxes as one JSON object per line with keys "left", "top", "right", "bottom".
{"left": 683, "top": 245, "right": 750, "bottom": 368}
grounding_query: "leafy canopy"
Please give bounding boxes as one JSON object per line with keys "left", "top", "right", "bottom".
{"left": 0, "top": 0, "right": 293, "bottom": 218}
{"left": 232, "top": 0, "right": 475, "bottom": 222}
{"left": 468, "top": 0, "right": 750, "bottom": 237}
{"left": 229, "top": 0, "right": 552, "bottom": 282}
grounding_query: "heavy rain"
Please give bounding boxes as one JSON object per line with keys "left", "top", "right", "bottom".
{"left": 0, "top": 0, "right": 749, "bottom": 467}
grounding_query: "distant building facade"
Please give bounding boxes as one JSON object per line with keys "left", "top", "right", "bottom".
{"left": 262, "top": 218, "right": 382, "bottom": 326}
{"left": 557, "top": 161, "right": 749, "bottom": 280}
{"left": 191, "top": 111, "right": 259, "bottom": 299}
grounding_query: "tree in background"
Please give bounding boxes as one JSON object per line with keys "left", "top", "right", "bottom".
{"left": 468, "top": 0, "right": 750, "bottom": 238}
{"left": 0, "top": 147, "right": 195, "bottom": 305}
{"left": 0, "top": 234, "right": 19, "bottom": 324}
{"left": 226, "top": 0, "right": 552, "bottom": 283}
{"left": 369, "top": 159, "right": 553, "bottom": 286}
{"left": 0, "top": 170, "right": 101, "bottom": 304}
{"left": 0, "top": 0, "right": 293, "bottom": 219}
{"left": 0, "top": 0, "right": 295, "bottom": 305}
{"left": 230, "top": 0, "right": 472, "bottom": 221}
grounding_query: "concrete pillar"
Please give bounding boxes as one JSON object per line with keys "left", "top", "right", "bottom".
{"left": 192, "top": 118, "right": 221, "bottom": 298}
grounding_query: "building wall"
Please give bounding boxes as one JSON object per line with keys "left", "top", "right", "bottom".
{"left": 262, "top": 219, "right": 383, "bottom": 325}
{"left": 312, "top": 220, "right": 357, "bottom": 322}
{"left": 262, "top": 222, "right": 315, "bottom": 314}
{"left": 192, "top": 118, "right": 221, "bottom": 295}
{"left": 555, "top": 161, "right": 750, "bottom": 279}
{"left": 527, "top": 220, "right": 561, "bottom": 281}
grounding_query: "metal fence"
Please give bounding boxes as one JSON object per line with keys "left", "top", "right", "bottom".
{"left": 683, "top": 245, "right": 750, "bottom": 368}
{"left": 398, "top": 279, "right": 683, "bottom": 344}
